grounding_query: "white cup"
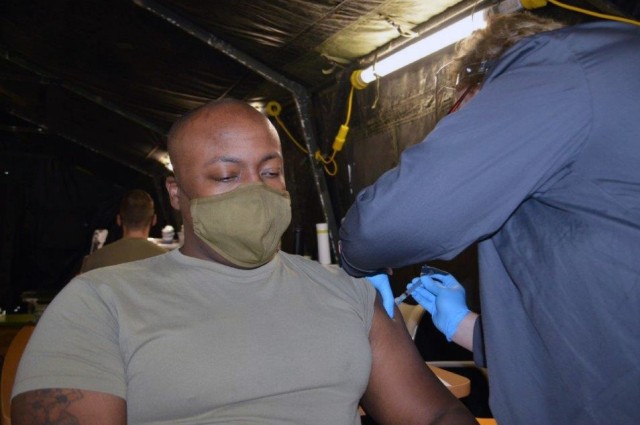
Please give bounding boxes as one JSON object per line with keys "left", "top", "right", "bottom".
{"left": 162, "top": 225, "right": 175, "bottom": 243}
{"left": 316, "top": 223, "right": 331, "bottom": 265}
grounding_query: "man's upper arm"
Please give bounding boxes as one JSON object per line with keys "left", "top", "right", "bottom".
{"left": 12, "top": 389, "right": 125, "bottom": 425}
{"left": 361, "top": 295, "right": 477, "bottom": 425}
{"left": 12, "top": 280, "right": 126, "bottom": 399}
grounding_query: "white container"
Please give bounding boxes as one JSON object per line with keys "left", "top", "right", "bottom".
{"left": 161, "top": 225, "right": 175, "bottom": 243}
{"left": 316, "top": 222, "right": 331, "bottom": 265}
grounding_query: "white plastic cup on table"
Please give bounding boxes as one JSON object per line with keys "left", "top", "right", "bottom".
{"left": 162, "top": 225, "right": 175, "bottom": 243}
{"left": 316, "top": 222, "right": 331, "bottom": 265}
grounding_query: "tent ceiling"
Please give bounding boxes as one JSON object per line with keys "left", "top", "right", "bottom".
{"left": 1, "top": 0, "right": 638, "bottom": 177}
{"left": 2, "top": 0, "right": 477, "bottom": 176}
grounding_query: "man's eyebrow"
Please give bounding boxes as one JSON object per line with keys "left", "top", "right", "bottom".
{"left": 202, "top": 152, "right": 282, "bottom": 167}
{"left": 203, "top": 156, "right": 241, "bottom": 166}
{"left": 260, "top": 152, "right": 283, "bottom": 164}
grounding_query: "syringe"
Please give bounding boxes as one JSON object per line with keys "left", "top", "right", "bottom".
{"left": 394, "top": 265, "right": 451, "bottom": 305}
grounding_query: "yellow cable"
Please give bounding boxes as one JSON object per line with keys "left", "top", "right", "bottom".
{"left": 266, "top": 100, "right": 340, "bottom": 176}
{"left": 550, "top": 0, "right": 640, "bottom": 26}
{"left": 313, "top": 150, "right": 338, "bottom": 175}
{"left": 266, "top": 81, "right": 359, "bottom": 177}
{"left": 345, "top": 85, "right": 355, "bottom": 124}
{"left": 321, "top": 85, "right": 358, "bottom": 172}
{"left": 523, "top": 0, "right": 640, "bottom": 26}
{"left": 520, "top": 0, "right": 548, "bottom": 8}
{"left": 324, "top": 160, "right": 339, "bottom": 176}
{"left": 275, "top": 115, "right": 309, "bottom": 154}
{"left": 314, "top": 84, "right": 359, "bottom": 175}
{"left": 265, "top": 101, "right": 309, "bottom": 154}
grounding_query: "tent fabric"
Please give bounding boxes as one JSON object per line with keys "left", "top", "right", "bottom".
{"left": 0, "top": 0, "right": 467, "bottom": 171}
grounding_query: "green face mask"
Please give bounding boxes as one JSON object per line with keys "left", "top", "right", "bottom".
{"left": 190, "top": 183, "right": 291, "bottom": 268}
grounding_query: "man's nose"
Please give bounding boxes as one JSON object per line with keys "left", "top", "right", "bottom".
{"left": 243, "top": 170, "right": 262, "bottom": 184}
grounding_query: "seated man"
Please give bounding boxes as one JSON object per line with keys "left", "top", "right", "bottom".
{"left": 80, "top": 189, "right": 167, "bottom": 273}
{"left": 11, "top": 99, "right": 477, "bottom": 425}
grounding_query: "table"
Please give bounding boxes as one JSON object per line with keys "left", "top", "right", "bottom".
{"left": 428, "top": 364, "right": 471, "bottom": 399}
{"left": 148, "top": 238, "right": 181, "bottom": 250}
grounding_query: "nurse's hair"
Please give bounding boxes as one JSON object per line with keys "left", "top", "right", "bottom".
{"left": 451, "top": 12, "right": 567, "bottom": 90}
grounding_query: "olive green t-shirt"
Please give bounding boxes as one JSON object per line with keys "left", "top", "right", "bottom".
{"left": 80, "top": 237, "right": 167, "bottom": 273}
{"left": 14, "top": 250, "right": 376, "bottom": 424}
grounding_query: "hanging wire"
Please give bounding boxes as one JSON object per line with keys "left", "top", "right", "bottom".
{"left": 265, "top": 97, "right": 346, "bottom": 177}
{"left": 546, "top": 0, "right": 640, "bottom": 26}
{"left": 314, "top": 84, "right": 358, "bottom": 176}
{"left": 433, "top": 60, "right": 458, "bottom": 122}
{"left": 265, "top": 101, "right": 309, "bottom": 155}
{"left": 371, "top": 76, "right": 381, "bottom": 110}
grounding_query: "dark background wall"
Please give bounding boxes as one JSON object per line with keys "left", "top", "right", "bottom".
{"left": 0, "top": 119, "right": 176, "bottom": 310}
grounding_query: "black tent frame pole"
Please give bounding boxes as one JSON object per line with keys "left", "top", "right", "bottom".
{"left": 133, "top": 0, "right": 340, "bottom": 260}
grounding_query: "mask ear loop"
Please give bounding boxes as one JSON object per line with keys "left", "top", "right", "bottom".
{"left": 445, "top": 60, "right": 491, "bottom": 115}
{"left": 447, "top": 84, "right": 476, "bottom": 114}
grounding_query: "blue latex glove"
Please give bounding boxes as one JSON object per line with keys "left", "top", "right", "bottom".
{"left": 410, "top": 273, "right": 469, "bottom": 341}
{"left": 365, "top": 274, "right": 394, "bottom": 319}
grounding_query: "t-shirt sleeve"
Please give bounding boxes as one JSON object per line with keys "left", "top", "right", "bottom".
{"left": 350, "top": 276, "right": 377, "bottom": 334}
{"left": 298, "top": 259, "right": 377, "bottom": 333}
{"left": 12, "top": 277, "right": 126, "bottom": 399}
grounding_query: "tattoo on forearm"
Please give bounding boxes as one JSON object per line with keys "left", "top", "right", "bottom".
{"left": 14, "top": 389, "right": 84, "bottom": 425}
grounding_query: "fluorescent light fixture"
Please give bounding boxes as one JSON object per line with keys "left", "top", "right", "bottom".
{"left": 352, "top": 8, "right": 489, "bottom": 88}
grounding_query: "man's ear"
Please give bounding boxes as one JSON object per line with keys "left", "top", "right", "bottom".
{"left": 116, "top": 214, "right": 122, "bottom": 226}
{"left": 151, "top": 214, "right": 157, "bottom": 226}
{"left": 166, "top": 176, "right": 181, "bottom": 210}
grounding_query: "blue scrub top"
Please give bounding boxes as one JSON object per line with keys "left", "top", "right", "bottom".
{"left": 340, "top": 21, "right": 640, "bottom": 425}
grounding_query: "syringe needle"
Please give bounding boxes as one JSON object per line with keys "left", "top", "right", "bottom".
{"left": 395, "top": 279, "right": 422, "bottom": 305}
{"left": 394, "top": 265, "right": 451, "bottom": 305}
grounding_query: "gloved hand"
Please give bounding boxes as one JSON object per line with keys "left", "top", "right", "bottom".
{"left": 410, "top": 273, "right": 469, "bottom": 341}
{"left": 365, "top": 274, "right": 394, "bottom": 319}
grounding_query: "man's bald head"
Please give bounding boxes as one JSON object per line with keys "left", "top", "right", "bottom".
{"left": 167, "top": 99, "right": 279, "bottom": 180}
{"left": 164, "top": 98, "right": 286, "bottom": 263}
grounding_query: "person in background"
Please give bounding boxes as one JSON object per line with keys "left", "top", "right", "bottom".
{"left": 80, "top": 189, "right": 167, "bottom": 273}
{"left": 11, "top": 99, "right": 477, "bottom": 425}
{"left": 339, "top": 11, "right": 640, "bottom": 425}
